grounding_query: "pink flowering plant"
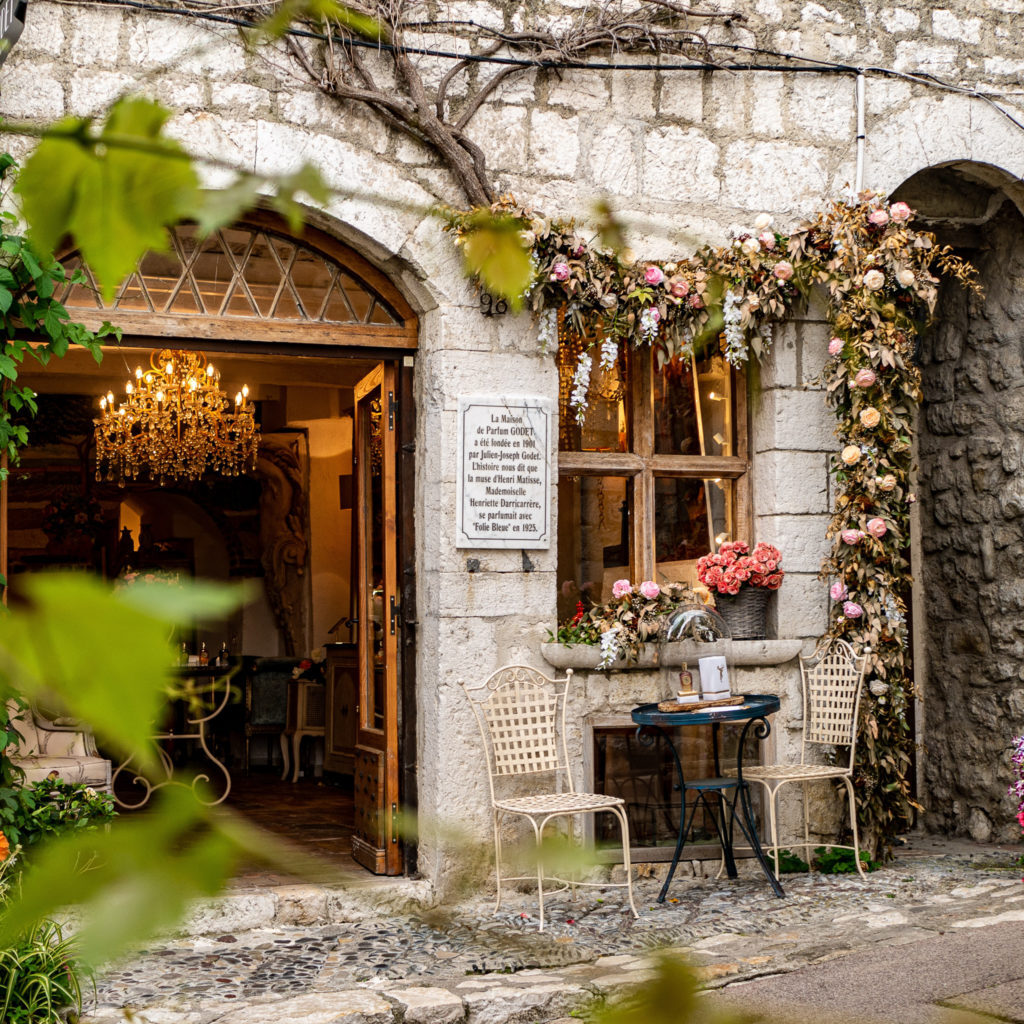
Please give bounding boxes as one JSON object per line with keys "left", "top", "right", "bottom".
{"left": 549, "top": 579, "right": 700, "bottom": 668}
{"left": 1010, "top": 735, "right": 1024, "bottom": 834}
{"left": 696, "top": 542, "right": 784, "bottom": 597}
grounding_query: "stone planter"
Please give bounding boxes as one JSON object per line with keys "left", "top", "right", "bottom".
{"left": 539, "top": 638, "right": 804, "bottom": 671}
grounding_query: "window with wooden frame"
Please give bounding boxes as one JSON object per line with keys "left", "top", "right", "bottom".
{"left": 556, "top": 331, "right": 749, "bottom": 622}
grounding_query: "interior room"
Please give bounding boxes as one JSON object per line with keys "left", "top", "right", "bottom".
{"left": 8, "top": 342, "right": 378, "bottom": 865}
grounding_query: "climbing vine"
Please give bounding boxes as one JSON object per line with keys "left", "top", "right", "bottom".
{"left": 445, "top": 191, "right": 978, "bottom": 858}
{"left": 0, "top": 156, "right": 119, "bottom": 488}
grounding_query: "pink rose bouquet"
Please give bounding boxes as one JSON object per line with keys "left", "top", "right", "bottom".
{"left": 551, "top": 579, "right": 702, "bottom": 666}
{"left": 696, "top": 541, "right": 784, "bottom": 595}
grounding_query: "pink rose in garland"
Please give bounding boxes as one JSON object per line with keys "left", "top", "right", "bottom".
{"left": 668, "top": 275, "right": 689, "bottom": 298}
{"left": 854, "top": 368, "right": 877, "bottom": 388}
{"left": 828, "top": 337, "right": 843, "bottom": 356}
{"left": 550, "top": 262, "right": 570, "bottom": 282}
{"left": 644, "top": 265, "right": 665, "bottom": 286}
{"left": 830, "top": 580, "right": 848, "bottom": 602}
{"left": 842, "top": 601, "right": 864, "bottom": 618}
{"left": 611, "top": 579, "right": 632, "bottom": 599}
{"left": 868, "top": 209, "right": 890, "bottom": 226}
{"left": 841, "top": 529, "right": 865, "bottom": 545}
{"left": 696, "top": 541, "right": 784, "bottom": 595}
{"left": 773, "top": 261, "right": 794, "bottom": 281}
{"left": 866, "top": 517, "right": 888, "bottom": 538}
{"left": 639, "top": 580, "right": 661, "bottom": 599}
{"left": 889, "top": 201, "right": 913, "bottom": 221}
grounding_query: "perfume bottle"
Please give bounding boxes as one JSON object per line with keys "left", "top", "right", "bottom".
{"left": 199, "top": 641, "right": 209, "bottom": 666}
{"left": 217, "top": 642, "right": 229, "bottom": 667}
{"left": 179, "top": 641, "right": 189, "bottom": 666}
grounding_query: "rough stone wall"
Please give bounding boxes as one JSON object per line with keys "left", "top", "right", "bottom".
{"left": 5, "top": 0, "right": 1024, "bottom": 880}
{"left": 919, "top": 199, "right": 1024, "bottom": 844}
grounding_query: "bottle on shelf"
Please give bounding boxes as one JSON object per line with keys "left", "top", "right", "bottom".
{"left": 179, "top": 641, "right": 189, "bottom": 666}
{"left": 217, "top": 641, "right": 229, "bottom": 667}
{"left": 199, "top": 641, "right": 209, "bottom": 666}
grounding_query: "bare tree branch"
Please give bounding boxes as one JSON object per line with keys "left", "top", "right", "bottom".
{"left": 248, "top": 0, "right": 742, "bottom": 204}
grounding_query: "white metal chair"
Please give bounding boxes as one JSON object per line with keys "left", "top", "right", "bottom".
{"left": 741, "top": 639, "right": 868, "bottom": 879}
{"left": 462, "top": 666, "right": 638, "bottom": 931}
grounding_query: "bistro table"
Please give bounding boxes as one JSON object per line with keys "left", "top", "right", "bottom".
{"left": 631, "top": 694, "right": 784, "bottom": 901}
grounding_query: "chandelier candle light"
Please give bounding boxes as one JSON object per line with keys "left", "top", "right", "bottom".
{"left": 94, "top": 349, "right": 260, "bottom": 485}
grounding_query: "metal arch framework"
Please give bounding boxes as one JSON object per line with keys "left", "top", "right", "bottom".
{"left": 56, "top": 211, "right": 419, "bottom": 349}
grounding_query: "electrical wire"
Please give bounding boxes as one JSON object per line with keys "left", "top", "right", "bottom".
{"left": 60, "top": 0, "right": 1024, "bottom": 137}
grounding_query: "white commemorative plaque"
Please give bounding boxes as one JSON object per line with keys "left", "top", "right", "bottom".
{"left": 456, "top": 394, "right": 553, "bottom": 549}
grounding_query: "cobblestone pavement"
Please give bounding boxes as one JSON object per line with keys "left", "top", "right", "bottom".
{"left": 82, "top": 835, "right": 1024, "bottom": 1024}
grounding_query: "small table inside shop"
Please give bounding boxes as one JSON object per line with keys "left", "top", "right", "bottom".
{"left": 112, "top": 663, "right": 236, "bottom": 809}
{"left": 631, "top": 694, "right": 784, "bottom": 901}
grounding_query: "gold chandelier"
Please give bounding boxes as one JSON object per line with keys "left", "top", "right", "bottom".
{"left": 94, "top": 349, "right": 260, "bottom": 485}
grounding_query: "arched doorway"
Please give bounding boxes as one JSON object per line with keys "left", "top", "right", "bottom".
{"left": 892, "top": 164, "right": 1024, "bottom": 843}
{"left": 9, "top": 213, "right": 418, "bottom": 875}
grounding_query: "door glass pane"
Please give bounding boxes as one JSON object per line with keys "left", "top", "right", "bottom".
{"left": 558, "top": 337, "right": 629, "bottom": 453}
{"left": 654, "top": 352, "right": 734, "bottom": 456}
{"left": 556, "top": 474, "right": 631, "bottom": 621}
{"left": 654, "top": 477, "right": 734, "bottom": 587}
{"left": 360, "top": 385, "right": 386, "bottom": 732}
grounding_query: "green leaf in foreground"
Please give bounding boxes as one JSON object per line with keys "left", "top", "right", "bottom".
{"left": 16, "top": 97, "right": 200, "bottom": 302}
{"left": 459, "top": 212, "right": 535, "bottom": 310}
{"left": 252, "top": 0, "right": 389, "bottom": 44}
{"left": 0, "top": 573, "right": 245, "bottom": 772}
{"left": 0, "top": 789, "right": 235, "bottom": 967}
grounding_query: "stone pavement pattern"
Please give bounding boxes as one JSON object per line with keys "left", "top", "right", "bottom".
{"left": 81, "top": 836, "right": 1024, "bottom": 1024}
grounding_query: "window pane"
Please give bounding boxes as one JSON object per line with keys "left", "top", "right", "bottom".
{"left": 557, "top": 475, "right": 631, "bottom": 620}
{"left": 654, "top": 352, "right": 734, "bottom": 456}
{"left": 654, "top": 477, "right": 734, "bottom": 586}
{"left": 557, "top": 336, "right": 629, "bottom": 452}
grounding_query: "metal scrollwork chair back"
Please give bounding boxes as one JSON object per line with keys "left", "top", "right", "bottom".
{"left": 461, "top": 665, "right": 638, "bottom": 931}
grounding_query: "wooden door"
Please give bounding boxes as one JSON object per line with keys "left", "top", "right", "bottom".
{"left": 323, "top": 643, "right": 357, "bottom": 775}
{"left": 351, "top": 363, "right": 402, "bottom": 874}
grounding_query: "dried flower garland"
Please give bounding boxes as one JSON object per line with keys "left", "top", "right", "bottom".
{"left": 445, "top": 190, "right": 978, "bottom": 858}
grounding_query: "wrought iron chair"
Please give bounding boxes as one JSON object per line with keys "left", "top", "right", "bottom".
{"left": 462, "top": 666, "right": 638, "bottom": 931}
{"left": 741, "top": 638, "right": 868, "bottom": 878}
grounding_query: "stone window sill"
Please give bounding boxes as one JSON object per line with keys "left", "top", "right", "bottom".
{"left": 540, "top": 639, "right": 804, "bottom": 671}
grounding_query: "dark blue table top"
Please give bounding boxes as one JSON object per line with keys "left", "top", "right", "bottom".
{"left": 631, "top": 693, "right": 781, "bottom": 726}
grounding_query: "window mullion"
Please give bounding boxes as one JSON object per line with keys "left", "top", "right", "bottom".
{"left": 630, "top": 347, "right": 656, "bottom": 580}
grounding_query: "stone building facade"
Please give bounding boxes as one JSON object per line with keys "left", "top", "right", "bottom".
{"left": 3, "top": 0, "right": 1024, "bottom": 883}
